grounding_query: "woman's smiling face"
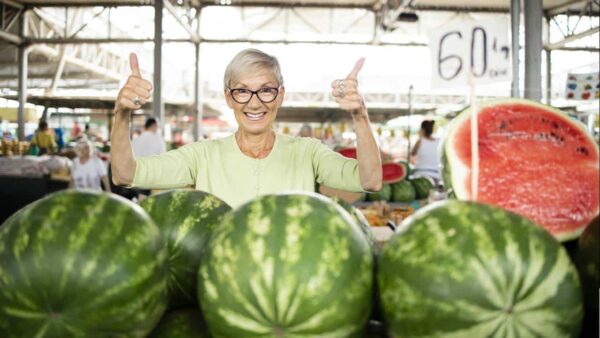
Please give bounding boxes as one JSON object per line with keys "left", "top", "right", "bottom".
{"left": 225, "top": 69, "right": 285, "bottom": 135}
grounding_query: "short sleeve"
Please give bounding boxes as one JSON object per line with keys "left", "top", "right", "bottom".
{"left": 132, "top": 142, "right": 199, "bottom": 189}
{"left": 311, "top": 140, "right": 363, "bottom": 192}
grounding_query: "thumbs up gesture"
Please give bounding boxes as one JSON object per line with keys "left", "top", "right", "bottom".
{"left": 114, "top": 53, "right": 153, "bottom": 114}
{"left": 331, "top": 58, "right": 367, "bottom": 118}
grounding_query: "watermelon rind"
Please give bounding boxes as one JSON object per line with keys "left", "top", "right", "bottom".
{"left": 140, "top": 190, "right": 231, "bottom": 310}
{"left": 442, "top": 98, "right": 600, "bottom": 241}
{"left": 378, "top": 200, "right": 583, "bottom": 337}
{"left": 197, "top": 192, "right": 373, "bottom": 337}
{"left": 574, "top": 216, "right": 599, "bottom": 334}
{"left": 0, "top": 190, "right": 169, "bottom": 338}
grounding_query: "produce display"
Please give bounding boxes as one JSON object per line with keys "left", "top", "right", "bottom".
{"left": 140, "top": 190, "right": 231, "bottom": 309}
{"left": 1, "top": 98, "right": 597, "bottom": 337}
{"left": 197, "top": 193, "right": 373, "bottom": 337}
{"left": 378, "top": 200, "right": 583, "bottom": 337}
{"left": 443, "top": 98, "right": 600, "bottom": 241}
{"left": 148, "top": 309, "right": 210, "bottom": 338}
{"left": 0, "top": 191, "right": 169, "bottom": 337}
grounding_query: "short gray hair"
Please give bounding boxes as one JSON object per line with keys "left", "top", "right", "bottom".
{"left": 76, "top": 140, "right": 95, "bottom": 157}
{"left": 224, "top": 49, "right": 284, "bottom": 90}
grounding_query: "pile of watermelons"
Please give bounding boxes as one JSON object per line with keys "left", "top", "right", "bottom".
{"left": 0, "top": 99, "right": 598, "bottom": 337}
{"left": 364, "top": 162, "right": 436, "bottom": 203}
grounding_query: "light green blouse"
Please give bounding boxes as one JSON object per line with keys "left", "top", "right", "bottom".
{"left": 133, "top": 133, "right": 363, "bottom": 208}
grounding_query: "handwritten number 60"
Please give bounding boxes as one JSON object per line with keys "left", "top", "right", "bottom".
{"left": 438, "top": 27, "right": 488, "bottom": 80}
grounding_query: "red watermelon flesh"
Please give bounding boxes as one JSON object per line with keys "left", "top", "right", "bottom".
{"left": 383, "top": 162, "right": 407, "bottom": 184}
{"left": 445, "top": 100, "right": 599, "bottom": 241}
{"left": 338, "top": 147, "right": 357, "bottom": 159}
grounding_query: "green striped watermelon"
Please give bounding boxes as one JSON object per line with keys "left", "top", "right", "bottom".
{"left": 0, "top": 190, "right": 168, "bottom": 337}
{"left": 148, "top": 309, "right": 210, "bottom": 338}
{"left": 379, "top": 200, "right": 583, "bottom": 337}
{"left": 442, "top": 99, "right": 600, "bottom": 241}
{"left": 366, "top": 184, "right": 391, "bottom": 201}
{"left": 331, "top": 197, "right": 377, "bottom": 254}
{"left": 574, "top": 216, "right": 599, "bottom": 334}
{"left": 197, "top": 193, "right": 373, "bottom": 337}
{"left": 391, "top": 180, "right": 416, "bottom": 203}
{"left": 140, "top": 190, "right": 231, "bottom": 310}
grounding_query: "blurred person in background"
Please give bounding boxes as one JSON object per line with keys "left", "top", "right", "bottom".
{"left": 130, "top": 117, "right": 166, "bottom": 198}
{"left": 70, "top": 140, "right": 110, "bottom": 192}
{"left": 111, "top": 49, "right": 381, "bottom": 208}
{"left": 298, "top": 124, "right": 312, "bottom": 137}
{"left": 411, "top": 120, "right": 441, "bottom": 181}
{"left": 30, "top": 120, "right": 56, "bottom": 155}
{"left": 132, "top": 117, "right": 166, "bottom": 157}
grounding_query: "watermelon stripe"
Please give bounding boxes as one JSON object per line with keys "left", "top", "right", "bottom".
{"left": 379, "top": 201, "right": 582, "bottom": 337}
{"left": 198, "top": 194, "right": 372, "bottom": 337}
{"left": 0, "top": 191, "right": 168, "bottom": 337}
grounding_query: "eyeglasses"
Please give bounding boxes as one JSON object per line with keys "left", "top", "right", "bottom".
{"left": 228, "top": 87, "right": 280, "bottom": 104}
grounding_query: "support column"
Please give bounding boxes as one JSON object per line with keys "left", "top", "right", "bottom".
{"left": 510, "top": 0, "right": 520, "bottom": 98}
{"left": 545, "top": 16, "right": 552, "bottom": 105}
{"left": 153, "top": 0, "right": 163, "bottom": 122}
{"left": 524, "top": 0, "right": 543, "bottom": 101}
{"left": 17, "top": 10, "right": 27, "bottom": 141}
{"left": 192, "top": 8, "right": 202, "bottom": 141}
{"left": 193, "top": 42, "right": 201, "bottom": 141}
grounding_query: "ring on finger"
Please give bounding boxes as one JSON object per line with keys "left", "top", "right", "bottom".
{"left": 133, "top": 96, "right": 141, "bottom": 106}
{"left": 337, "top": 79, "right": 345, "bottom": 88}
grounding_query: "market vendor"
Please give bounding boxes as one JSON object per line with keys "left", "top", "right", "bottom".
{"left": 110, "top": 49, "right": 382, "bottom": 207}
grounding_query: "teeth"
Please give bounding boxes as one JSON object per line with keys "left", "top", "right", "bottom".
{"left": 246, "top": 112, "right": 265, "bottom": 121}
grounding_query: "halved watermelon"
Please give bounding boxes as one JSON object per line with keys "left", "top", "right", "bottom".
{"left": 337, "top": 147, "right": 357, "bottom": 159}
{"left": 443, "top": 98, "right": 600, "bottom": 241}
{"left": 383, "top": 162, "right": 408, "bottom": 184}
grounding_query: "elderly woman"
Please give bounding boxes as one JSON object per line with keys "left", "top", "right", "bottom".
{"left": 111, "top": 49, "right": 381, "bottom": 207}
{"left": 70, "top": 140, "right": 110, "bottom": 192}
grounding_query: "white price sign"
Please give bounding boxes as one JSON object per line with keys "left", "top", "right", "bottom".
{"left": 429, "top": 18, "right": 511, "bottom": 88}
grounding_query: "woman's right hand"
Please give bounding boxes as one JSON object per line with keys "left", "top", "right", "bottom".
{"left": 114, "top": 53, "right": 153, "bottom": 115}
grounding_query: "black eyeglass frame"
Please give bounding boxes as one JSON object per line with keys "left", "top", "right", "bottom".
{"left": 227, "top": 86, "right": 281, "bottom": 104}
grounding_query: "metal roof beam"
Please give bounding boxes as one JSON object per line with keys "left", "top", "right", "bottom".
{"left": 199, "top": 1, "right": 374, "bottom": 10}
{"left": 164, "top": 0, "right": 200, "bottom": 43}
{"left": 0, "top": 29, "right": 22, "bottom": 44}
{"left": 0, "top": 0, "right": 23, "bottom": 10}
{"left": 545, "top": 26, "right": 600, "bottom": 49}
{"left": 20, "top": 1, "right": 152, "bottom": 8}
{"left": 546, "top": 0, "right": 593, "bottom": 16}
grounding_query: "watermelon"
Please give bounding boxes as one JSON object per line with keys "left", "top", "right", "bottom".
{"left": 382, "top": 162, "right": 407, "bottom": 184}
{"left": 391, "top": 180, "right": 416, "bottom": 203}
{"left": 148, "top": 309, "right": 210, "bottom": 338}
{"left": 197, "top": 193, "right": 373, "bottom": 337}
{"left": 574, "top": 216, "right": 599, "bottom": 334}
{"left": 140, "top": 190, "right": 231, "bottom": 310}
{"left": 366, "top": 184, "right": 391, "bottom": 201}
{"left": 378, "top": 200, "right": 583, "bottom": 337}
{"left": 410, "top": 176, "right": 434, "bottom": 200}
{"left": 442, "top": 99, "right": 600, "bottom": 241}
{"left": 331, "top": 197, "right": 377, "bottom": 254}
{"left": 337, "top": 147, "right": 357, "bottom": 159}
{"left": 0, "top": 190, "right": 168, "bottom": 337}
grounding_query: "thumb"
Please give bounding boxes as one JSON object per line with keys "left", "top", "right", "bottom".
{"left": 129, "top": 53, "right": 142, "bottom": 77}
{"left": 347, "top": 57, "right": 365, "bottom": 79}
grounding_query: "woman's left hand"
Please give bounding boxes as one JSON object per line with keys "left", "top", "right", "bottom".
{"left": 331, "top": 58, "right": 367, "bottom": 118}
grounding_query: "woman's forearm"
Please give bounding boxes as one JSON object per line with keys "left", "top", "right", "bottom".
{"left": 110, "top": 114, "right": 136, "bottom": 186}
{"left": 354, "top": 114, "right": 382, "bottom": 192}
